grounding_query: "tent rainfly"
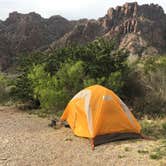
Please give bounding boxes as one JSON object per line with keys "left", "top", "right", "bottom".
{"left": 61, "top": 85, "right": 142, "bottom": 149}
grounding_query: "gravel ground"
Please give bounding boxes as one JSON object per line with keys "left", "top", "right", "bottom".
{"left": 0, "top": 106, "right": 160, "bottom": 166}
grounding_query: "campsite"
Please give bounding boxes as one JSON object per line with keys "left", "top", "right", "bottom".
{"left": 0, "top": 1, "right": 166, "bottom": 166}
{"left": 0, "top": 106, "right": 165, "bottom": 166}
{"left": 0, "top": 83, "right": 166, "bottom": 165}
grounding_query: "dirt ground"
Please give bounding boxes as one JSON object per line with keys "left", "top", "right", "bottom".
{"left": 0, "top": 106, "right": 161, "bottom": 166}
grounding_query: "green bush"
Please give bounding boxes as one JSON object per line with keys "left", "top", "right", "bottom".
{"left": 125, "top": 56, "right": 166, "bottom": 117}
{"left": 11, "top": 38, "right": 129, "bottom": 112}
{"left": 28, "top": 61, "right": 85, "bottom": 110}
{"left": 83, "top": 71, "right": 124, "bottom": 95}
{"left": 9, "top": 36, "right": 166, "bottom": 117}
{"left": 162, "top": 122, "right": 166, "bottom": 132}
{"left": 10, "top": 73, "right": 34, "bottom": 102}
{"left": 10, "top": 52, "right": 47, "bottom": 105}
{"left": 0, "top": 73, "right": 10, "bottom": 104}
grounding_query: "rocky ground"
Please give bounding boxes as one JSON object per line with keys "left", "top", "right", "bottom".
{"left": 0, "top": 106, "right": 164, "bottom": 166}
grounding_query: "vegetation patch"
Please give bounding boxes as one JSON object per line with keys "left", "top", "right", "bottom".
{"left": 125, "top": 56, "right": 166, "bottom": 117}
{"left": 124, "top": 147, "right": 130, "bottom": 152}
{"left": 150, "top": 140, "right": 166, "bottom": 160}
{"left": 140, "top": 117, "right": 166, "bottom": 160}
{"left": 0, "top": 72, "right": 13, "bottom": 105}
{"left": 118, "top": 154, "right": 126, "bottom": 158}
{"left": 140, "top": 117, "right": 166, "bottom": 139}
{"left": 137, "top": 149, "right": 149, "bottom": 154}
{"left": 1, "top": 38, "right": 165, "bottom": 119}
{"left": 11, "top": 38, "right": 129, "bottom": 113}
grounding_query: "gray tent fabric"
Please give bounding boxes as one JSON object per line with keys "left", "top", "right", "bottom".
{"left": 93, "top": 132, "right": 141, "bottom": 146}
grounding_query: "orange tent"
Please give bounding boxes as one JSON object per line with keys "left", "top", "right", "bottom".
{"left": 61, "top": 85, "right": 141, "bottom": 147}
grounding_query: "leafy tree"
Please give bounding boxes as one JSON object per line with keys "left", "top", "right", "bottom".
{"left": 28, "top": 61, "right": 85, "bottom": 110}
{"left": 11, "top": 52, "right": 47, "bottom": 103}
{"left": 12, "top": 38, "right": 129, "bottom": 111}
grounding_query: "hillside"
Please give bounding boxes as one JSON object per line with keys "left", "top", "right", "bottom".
{"left": 0, "top": 12, "right": 75, "bottom": 70}
{"left": 51, "top": 2, "right": 166, "bottom": 55}
{"left": 0, "top": 2, "right": 166, "bottom": 70}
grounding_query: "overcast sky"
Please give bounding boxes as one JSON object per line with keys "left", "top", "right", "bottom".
{"left": 0, "top": 0, "right": 166, "bottom": 20}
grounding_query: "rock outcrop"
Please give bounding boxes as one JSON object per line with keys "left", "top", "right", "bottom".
{"left": 0, "top": 12, "right": 75, "bottom": 70}
{"left": 0, "top": 2, "right": 166, "bottom": 70}
{"left": 51, "top": 2, "right": 166, "bottom": 56}
{"left": 101, "top": 2, "right": 166, "bottom": 56}
{"left": 50, "top": 20, "right": 106, "bottom": 49}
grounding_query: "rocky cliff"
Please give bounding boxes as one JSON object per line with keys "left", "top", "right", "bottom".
{"left": 0, "top": 12, "right": 74, "bottom": 70}
{"left": 0, "top": 2, "right": 166, "bottom": 70}
{"left": 52, "top": 2, "right": 166, "bottom": 56}
{"left": 102, "top": 2, "right": 166, "bottom": 56}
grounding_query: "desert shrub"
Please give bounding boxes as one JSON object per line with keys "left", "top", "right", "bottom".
{"left": 28, "top": 61, "right": 85, "bottom": 110}
{"left": 0, "top": 72, "right": 10, "bottom": 104}
{"left": 162, "top": 122, "right": 166, "bottom": 131}
{"left": 12, "top": 38, "right": 129, "bottom": 112}
{"left": 126, "top": 56, "right": 166, "bottom": 116}
{"left": 10, "top": 52, "right": 48, "bottom": 103}
{"left": 10, "top": 73, "right": 34, "bottom": 102}
{"left": 83, "top": 71, "right": 124, "bottom": 95}
{"left": 139, "top": 56, "right": 166, "bottom": 116}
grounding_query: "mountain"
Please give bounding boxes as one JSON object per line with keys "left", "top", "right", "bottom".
{"left": 51, "top": 2, "right": 166, "bottom": 56}
{"left": 0, "top": 12, "right": 75, "bottom": 70}
{"left": 102, "top": 3, "right": 166, "bottom": 56}
{"left": 0, "top": 2, "right": 166, "bottom": 70}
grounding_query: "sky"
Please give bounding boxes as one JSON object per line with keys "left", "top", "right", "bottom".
{"left": 0, "top": 0, "right": 166, "bottom": 21}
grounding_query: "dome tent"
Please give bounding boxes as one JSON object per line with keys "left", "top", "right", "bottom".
{"left": 61, "top": 85, "right": 141, "bottom": 148}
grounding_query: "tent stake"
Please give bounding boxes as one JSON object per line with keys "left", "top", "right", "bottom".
{"left": 90, "top": 138, "right": 95, "bottom": 151}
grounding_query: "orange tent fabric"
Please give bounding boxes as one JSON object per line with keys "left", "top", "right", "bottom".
{"left": 61, "top": 85, "right": 141, "bottom": 141}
